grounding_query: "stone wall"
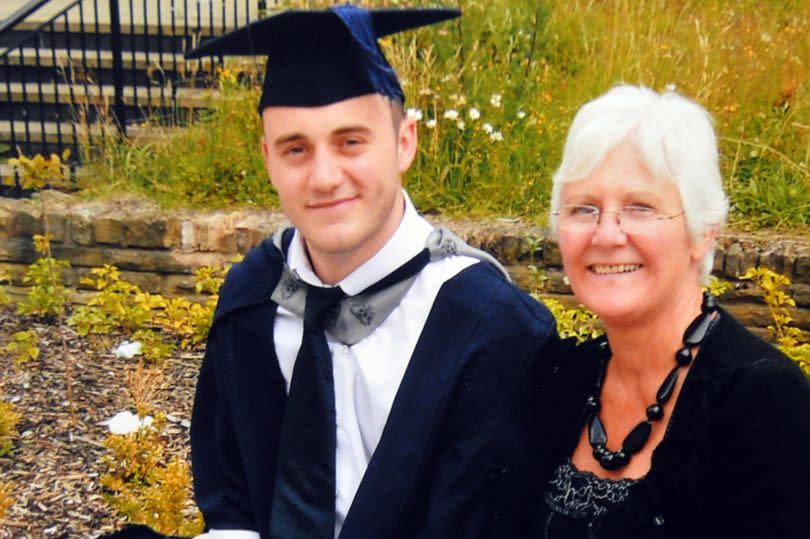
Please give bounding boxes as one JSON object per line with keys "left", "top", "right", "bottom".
{"left": 1, "top": 191, "right": 808, "bottom": 334}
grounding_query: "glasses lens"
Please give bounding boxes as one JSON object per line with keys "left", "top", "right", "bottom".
{"left": 558, "top": 205, "right": 598, "bottom": 231}
{"left": 619, "top": 206, "right": 660, "bottom": 234}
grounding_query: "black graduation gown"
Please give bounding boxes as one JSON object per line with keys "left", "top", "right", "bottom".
{"left": 191, "top": 236, "right": 557, "bottom": 539}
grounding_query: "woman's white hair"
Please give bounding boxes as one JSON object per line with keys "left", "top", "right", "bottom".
{"left": 549, "top": 84, "right": 729, "bottom": 283}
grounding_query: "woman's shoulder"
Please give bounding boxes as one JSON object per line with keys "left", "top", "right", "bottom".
{"left": 702, "top": 309, "right": 810, "bottom": 434}
{"left": 705, "top": 308, "right": 806, "bottom": 381}
{"left": 532, "top": 334, "right": 608, "bottom": 404}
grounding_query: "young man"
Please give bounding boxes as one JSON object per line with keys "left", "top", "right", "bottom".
{"left": 183, "top": 6, "right": 555, "bottom": 539}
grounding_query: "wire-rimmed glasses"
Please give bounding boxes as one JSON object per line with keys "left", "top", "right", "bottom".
{"left": 554, "top": 204, "right": 686, "bottom": 235}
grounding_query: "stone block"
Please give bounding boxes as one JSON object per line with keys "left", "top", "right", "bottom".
{"left": 795, "top": 253, "right": 810, "bottom": 284}
{"left": 174, "top": 251, "right": 232, "bottom": 273}
{"left": 723, "top": 243, "right": 743, "bottom": 277}
{"left": 541, "top": 237, "right": 562, "bottom": 267}
{"left": 712, "top": 244, "right": 725, "bottom": 273}
{"left": 12, "top": 206, "right": 43, "bottom": 237}
{"left": 163, "top": 274, "right": 202, "bottom": 295}
{"left": 94, "top": 217, "right": 126, "bottom": 246}
{"left": 723, "top": 302, "right": 773, "bottom": 330}
{"left": 216, "top": 230, "right": 239, "bottom": 254}
{"left": 489, "top": 234, "right": 525, "bottom": 264}
{"left": 791, "top": 283, "right": 810, "bottom": 308}
{"left": 757, "top": 250, "right": 783, "bottom": 275}
{"left": 0, "top": 206, "right": 13, "bottom": 239}
{"left": 112, "top": 249, "right": 186, "bottom": 273}
{"left": 164, "top": 217, "right": 184, "bottom": 251}
{"left": 542, "top": 270, "right": 571, "bottom": 295}
{"left": 44, "top": 213, "right": 68, "bottom": 243}
{"left": 118, "top": 270, "right": 168, "bottom": 294}
{"left": 739, "top": 243, "right": 758, "bottom": 275}
{"left": 50, "top": 244, "right": 107, "bottom": 268}
{"left": 126, "top": 217, "right": 170, "bottom": 249}
{"left": 235, "top": 227, "right": 266, "bottom": 254}
{"left": 0, "top": 237, "right": 37, "bottom": 264}
{"left": 68, "top": 205, "right": 107, "bottom": 245}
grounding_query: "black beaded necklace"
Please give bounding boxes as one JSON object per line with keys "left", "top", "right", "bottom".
{"left": 586, "top": 293, "right": 720, "bottom": 471}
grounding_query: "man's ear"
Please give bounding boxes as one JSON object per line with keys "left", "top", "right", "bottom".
{"left": 397, "top": 116, "right": 418, "bottom": 173}
{"left": 260, "top": 136, "right": 274, "bottom": 183}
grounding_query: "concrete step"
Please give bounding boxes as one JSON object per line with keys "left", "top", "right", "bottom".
{"left": 1, "top": 81, "right": 217, "bottom": 107}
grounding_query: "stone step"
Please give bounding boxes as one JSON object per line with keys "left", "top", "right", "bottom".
{"left": 1, "top": 82, "right": 216, "bottom": 107}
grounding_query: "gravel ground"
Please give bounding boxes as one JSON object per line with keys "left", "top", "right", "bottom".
{"left": 0, "top": 307, "right": 201, "bottom": 539}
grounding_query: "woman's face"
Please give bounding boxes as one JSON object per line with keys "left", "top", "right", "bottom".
{"left": 557, "top": 141, "right": 710, "bottom": 326}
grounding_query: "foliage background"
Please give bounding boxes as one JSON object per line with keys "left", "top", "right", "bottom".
{"left": 84, "top": 0, "right": 810, "bottom": 229}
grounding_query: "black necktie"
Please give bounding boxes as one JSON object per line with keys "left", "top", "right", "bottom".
{"left": 269, "top": 250, "right": 433, "bottom": 538}
{"left": 271, "top": 284, "right": 346, "bottom": 539}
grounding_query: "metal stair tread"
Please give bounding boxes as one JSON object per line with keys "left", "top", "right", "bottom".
{"left": 1, "top": 47, "right": 215, "bottom": 70}
{"left": 0, "top": 119, "right": 157, "bottom": 143}
{"left": 1, "top": 81, "right": 217, "bottom": 107}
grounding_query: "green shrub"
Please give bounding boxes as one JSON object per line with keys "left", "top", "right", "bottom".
{"left": 0, "top": 396, "right": 21, "bottom": 457}
{"left": 742, "top": 267, "right": 810, "bottom": 376}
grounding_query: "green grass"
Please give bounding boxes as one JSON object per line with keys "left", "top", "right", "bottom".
{"left": 79, "top": 0, "right": 810, "bottom": 230}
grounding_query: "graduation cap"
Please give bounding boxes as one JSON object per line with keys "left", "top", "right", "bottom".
{"left": 185, "top": 4, "right": 460, "bottom": 110}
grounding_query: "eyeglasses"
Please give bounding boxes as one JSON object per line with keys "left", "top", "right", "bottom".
{"left": 554, "top": 204, "right": 686, "bottom": 235}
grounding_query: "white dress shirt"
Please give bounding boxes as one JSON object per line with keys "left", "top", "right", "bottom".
{"left": 199, "top": 193, "right": 478, "bottom": 539}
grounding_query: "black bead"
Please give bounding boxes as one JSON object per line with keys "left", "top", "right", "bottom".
{"left": 675, "top": 347, "right": 692, "bottom": 366}
{"left": 622, "top": 421, "right": 653, "bottom": 454}
{"left": 702, "top": 293, "right": 718, "bottom": 313}
{"left": 599, "top": 451, "right": 626, "bottom": 471}
{"left": 585, "top": 395, "right": 600, "bottom": 413}
{"left": 646, "top": 404, "right": 663, "bottom": 421}
{"left": 589, "top": 414, "right": 607, "bottom": 446}
{"left": 592, "top": 445, "right": 607, "bottom": 460}
{"left": 613, "top": 450, "right": 629, "bottom": 468}
{"left": 656, "top": 366, "right": 680, "bottom": 404}
{"left": 683, "top": 312, "right": 713, "bottom": 346}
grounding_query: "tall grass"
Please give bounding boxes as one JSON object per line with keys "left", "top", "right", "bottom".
{"left": 82, "top": 0, "right": 810, "bottom": 229}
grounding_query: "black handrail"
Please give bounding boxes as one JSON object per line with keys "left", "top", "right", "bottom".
{"left": 0, "top": 1, "right": 84, "bottom": 57}
{"left": 1, "top": 0, "right": 261, "bottom": 197}
{"left": 0, "top": 0, "right": 54, "bottom": 37}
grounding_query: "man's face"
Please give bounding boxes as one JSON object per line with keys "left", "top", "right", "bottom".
{"left": 261, "top": 94, "right": 417, "bottom": 281}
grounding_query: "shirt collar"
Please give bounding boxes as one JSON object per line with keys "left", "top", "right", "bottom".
{"left": 287, "top": 190, "right": 433, "bottom": 296}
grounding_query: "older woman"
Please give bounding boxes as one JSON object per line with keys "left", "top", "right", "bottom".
{"left": 532, "top": 85, "right": 810, "bottom": 538}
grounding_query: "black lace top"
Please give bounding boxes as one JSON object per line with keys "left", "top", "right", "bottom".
{"left": 542, "top": 460, "right": 638, "bottom": 538}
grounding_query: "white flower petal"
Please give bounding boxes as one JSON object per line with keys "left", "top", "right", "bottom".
{"left": 113, "top": 340, "right": 143, "bottom": 359}
{"left": 406, "top": 108, "right": 423, "bottom": 121}
{"left": 105, "top": 411, "right": 141, "bottom": 435}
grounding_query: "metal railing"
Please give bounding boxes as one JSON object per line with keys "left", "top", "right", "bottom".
{"left": 1, "top": 0, "right": 262, "bottom": 195}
